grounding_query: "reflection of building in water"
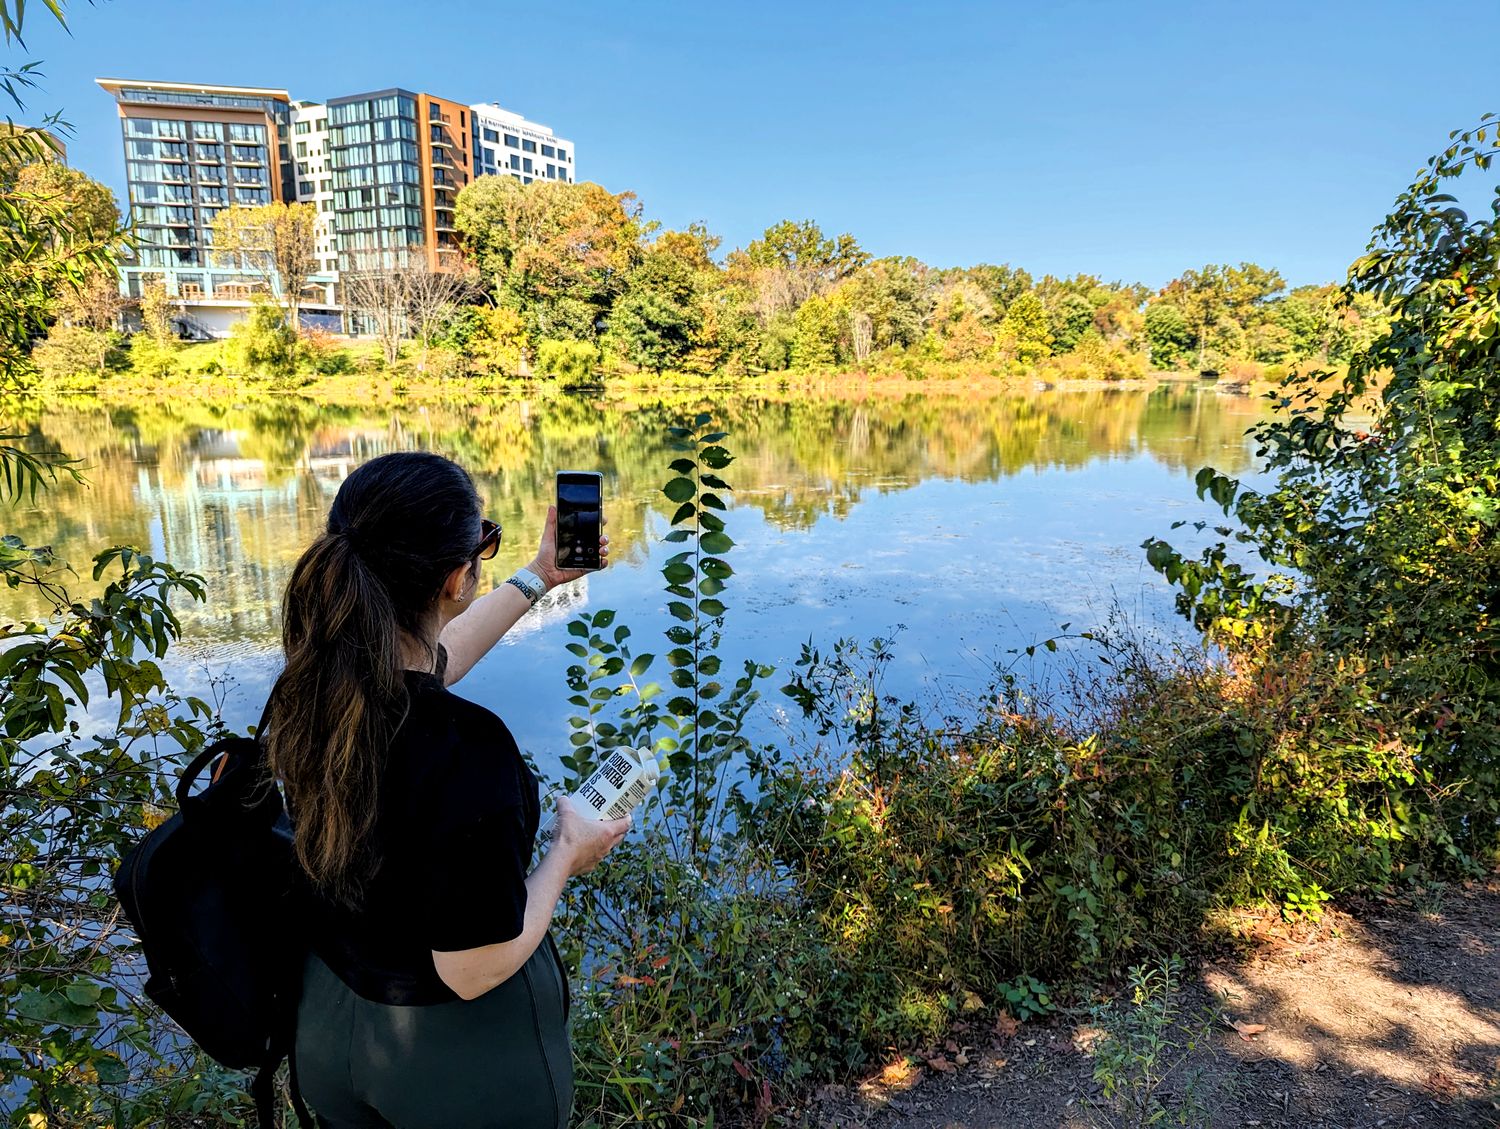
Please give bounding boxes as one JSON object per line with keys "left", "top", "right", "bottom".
{"left": 131, "top": 428, "right": 398, "bottom": 644}
{"left": 127, "top": 422, "right": 557, "bottom": 648}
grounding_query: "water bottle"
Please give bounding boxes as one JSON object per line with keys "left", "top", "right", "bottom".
{"left": 537, "top": 747, "right": 659, "bottom": 845}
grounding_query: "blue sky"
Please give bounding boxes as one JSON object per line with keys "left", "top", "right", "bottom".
{"left": 14, "top": 0, "right": 1500, "bottom": 288}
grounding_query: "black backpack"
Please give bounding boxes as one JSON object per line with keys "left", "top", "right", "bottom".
{"left": 114, "top": 717, "right": 315, "bottom": 1128}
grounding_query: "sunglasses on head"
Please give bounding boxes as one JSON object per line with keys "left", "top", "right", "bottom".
{"left": 475, "top": 518, "right": 502, "bottom": 560}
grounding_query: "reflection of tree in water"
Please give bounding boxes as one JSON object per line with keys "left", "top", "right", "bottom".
{"left": 1, "top": 385, "right": 1263, "bottom": 640}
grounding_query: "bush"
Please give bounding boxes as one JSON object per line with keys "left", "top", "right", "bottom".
{"left": 299, "top": 326, "right": 356, "bottom": 375}
{"left": 1222, "top": 358, "right": 1263, "bottom": 383}
{"left": 32, "top": 324, "right": 126, "bottom": 381}
{"left": 536, "top": 338, "right": 600, "bottom": 382}
{"left": 1145, "top": 114, "right": 1500, "bottom": 874}
{"left": 126, "top": 331, "right": 181, "bottom": 379}
{"left": 227, "top": 298, "right": 299, "bottom": 380}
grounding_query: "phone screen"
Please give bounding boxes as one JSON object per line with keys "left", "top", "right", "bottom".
{"left": 556, "top": 471, "right": 603, "bottom": 571}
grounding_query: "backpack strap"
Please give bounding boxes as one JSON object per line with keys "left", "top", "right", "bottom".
{"left": 248, "top": 1048, "right": 316, "bottom": 1128}
{"left": 176, "top": 742, "right": 230, "bottom": 809}
{"left": 178, "top": 701, "right": 277, "bottom": 804}
{"left": 250, "top": 1055, "right": 277, "bottom": 1129}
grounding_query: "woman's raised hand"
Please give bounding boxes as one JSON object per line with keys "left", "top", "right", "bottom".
{"left": 550, "top": 794, "right": 630, "bottom": 877}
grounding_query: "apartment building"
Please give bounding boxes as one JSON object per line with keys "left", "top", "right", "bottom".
{"left": 325, "top": 88, "right": 474, "bottom": 272}
{"left": 99, "top": 77, "right": 574, "bottom": 335}
{"left": 471, "top": 103, "right": 575, "bottom": 186}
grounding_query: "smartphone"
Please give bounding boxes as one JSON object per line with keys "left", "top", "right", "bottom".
{"left": 555, "top": 471, "right": 603, "bottom": 571}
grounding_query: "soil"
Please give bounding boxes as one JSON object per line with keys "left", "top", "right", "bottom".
{"left": 789, "top": 880, "right": 1500, "bottom": 1129}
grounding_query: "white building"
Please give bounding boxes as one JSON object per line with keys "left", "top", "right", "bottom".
{"left": 290, "top": 101, "right": 339, "bottom": 324}
{"left": 290, "top": 102, "right": 337, "bottom": 272}
{"left": 469, "top": 103, "right": 575, "bottom": 185}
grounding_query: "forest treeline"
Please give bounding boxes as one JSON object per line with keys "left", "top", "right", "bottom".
{"left": 20, "top": 160, "right": 1390, "bottom": 387}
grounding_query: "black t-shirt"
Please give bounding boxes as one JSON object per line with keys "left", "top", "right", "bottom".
{"left": 296, "top": 669, "right": 540, "bottom": 1005}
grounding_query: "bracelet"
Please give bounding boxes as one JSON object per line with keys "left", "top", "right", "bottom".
{"left": 506, "top": 567, "right": 548, "bottom": 607}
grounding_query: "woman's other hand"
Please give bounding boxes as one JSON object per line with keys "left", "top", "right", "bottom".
{"left": 529, "top": 505, "right": 609, "bottom": 591}
{"left": 551, "top": 794, "right": 630, "bottom": 877}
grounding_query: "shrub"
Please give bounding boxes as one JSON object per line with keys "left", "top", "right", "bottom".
{"left": 298, "top": 326, "right": 356, "bottom": 375}
{"left": 1222, "top": 358, "right": 1263, "bottom": 383}
{"left": 32, "top": 324, "right": 126, "bottom": 381}
{"left": 536, "top": 338, "right": 600, "bottom": 382}
{"left": 1145, "top": 114, "right": 1500, "bottom": 875}
{"left": 226, "top": 297, "right": 299, "bottom": 380}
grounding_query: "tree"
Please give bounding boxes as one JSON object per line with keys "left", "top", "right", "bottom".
{"left": 997, "top": 291, "right": 1052, "bottom": 364}
{"left": 791, "top": 292, "right": 847, "bottom": 369}
{"left": 458, "top": 304, "right": 528, "bottom": 375}
{"left": 341, "top": 247, "right": 412, "bottom": 365}
{"left": 129, "top": 278, "right": 181, "bottom": 377}
{"left": 340, "top": 245, "right": 477, "bottom": 370}
{"left": 454, "top": 176, "right": 643, "bottom": 342}
{"left": 402, "top": 255, "right": 479, "bottom": 373}
{"left": 210, "top": 201, "right": 318, "bottom": 325}
{"left": 731, "top": 219, "right": 869, "bottom": 321}
{"left": 609, "top": 243, "right": 701, "bottom": 374}
{"left": 1045, "top": 291, "right": 1097, "bottom": 353}
{"left": 842, "top": 257, "right": 932, "bottom": 352}
{"left": 1144, "top": 302, "right": 1194, "bottom": 369}
{"left": 12, "top": 160, "right": 120, "bottom": 244}
{"left": 964, "top": 263, "right": 1034, "bottom": 318}
{"left": 34, "top": 266, "right": 126, "bottom": 378}
{"left": 930, "top": 279, "right": 995, "bottom": 361}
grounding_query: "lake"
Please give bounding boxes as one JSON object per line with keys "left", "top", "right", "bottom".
{"left": 4, "top": 382, "right": 1266, "bottom": 769}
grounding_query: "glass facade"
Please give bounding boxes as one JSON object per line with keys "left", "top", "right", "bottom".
{"left": 327, "top": 90, "right": 422, "bottom": 267}
{"left": 121, "top": 114, "right": 278, "bottom": 270}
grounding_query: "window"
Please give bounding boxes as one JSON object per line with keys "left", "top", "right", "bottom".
{"left": 295, "top": 121, "right": 311, "bottom": 135}
{"left": 193, "top": 122, "right": 221, "bottom": 141}
{"left": 545, "top": 164, "right": 555, "bottom": 178}
{"left": 482, "top": 147, "right": 494, "bottom": 163}
{"left": 321, "top": 199, "right": 332, "bottom": 212}
{"left": 299, "top": 181, "right": 313, "bottom": 195}
{"left": 460, "top": 110, "right": 466, "bottom": 126}
{"left": 297, "top": 162, "right": 309, "bottom": 175}
{"left": 483, "top": 127, "right": 498, "bottom": 142}
{"left": 317, "top": 118, "right": 326, "bottom": 131}
{"left": 523, "top": 176, "right": 532, "bottom": 185}
{"left": 542, "top": 144, "right": 555, "bottom": 158}
{"left": 509, "top": 154, "right": 521, "bottom": 169}
{"left": 522, "top": 157, "right": 532, "bottom": 173}
{"left": 297, "top": 141, "right": 307, "bottom": 157}
{"left": 522, "top": 139, "right": 536, "bottom": 153}
{"left": 504, "top": 134, "right": 519, "bottom": 148}
{"left": 326, "top": 258, "right": 336, "bottom": 271}
{"left": 557, "top": 147, "right": 568, "bottom": 162}
{"left": 430, "top": 102, "right": 441, "bottom": 115}
{"left": 320, "top": 179, "right": 332, "bottom": 193}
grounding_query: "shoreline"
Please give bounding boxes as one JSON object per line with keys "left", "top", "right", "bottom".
{"left": 5, "top": 367, "right": 1234, "bottom": 408}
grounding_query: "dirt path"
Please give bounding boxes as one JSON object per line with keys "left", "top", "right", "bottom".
{"left": 795, "top": 881, "right": 1500, "bottom": 1128}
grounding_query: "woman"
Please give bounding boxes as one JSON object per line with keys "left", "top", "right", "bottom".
{"left": 266, "top": 451, "right": 627, "bottom": 1129}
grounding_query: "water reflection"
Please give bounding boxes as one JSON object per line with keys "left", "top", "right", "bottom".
{"left": 3, "top": 384, "right": 1264, "bottom": 756}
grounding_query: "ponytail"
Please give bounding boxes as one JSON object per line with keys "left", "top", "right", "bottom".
{"left": 265, "top": 452, "right": 482, "bottom": 908}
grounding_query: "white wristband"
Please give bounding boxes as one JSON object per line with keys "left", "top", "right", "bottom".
{"left": 507, "top": 567, "right": 548, "bottom": 606}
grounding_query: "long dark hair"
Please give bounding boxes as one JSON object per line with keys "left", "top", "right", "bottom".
{"left": 267, "top": 451, "right": 482, "bottom": 908}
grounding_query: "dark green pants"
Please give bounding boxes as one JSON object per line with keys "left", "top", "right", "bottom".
{"left": 295, "top": 937, "right": 574, "bottom": 1128}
